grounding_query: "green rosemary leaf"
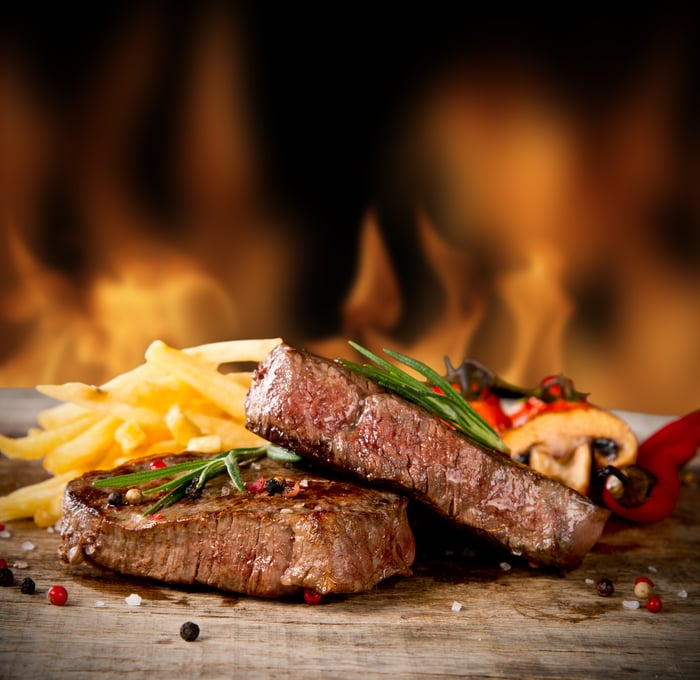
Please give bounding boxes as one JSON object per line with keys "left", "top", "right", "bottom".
{"left": 265, "top": 444, "right": 302, "bottom": 462}
{"left": 233, "top": 445, "right": 272, "bottom": 461}
{"left": 224, "top": 450, "right": 245, "bottom": 492}
{"left": 93, "top": 443, "right": 305, "bottom": 516}
{"left": 341, "top": 341, "right": 509, "bottom": 453}
{"left": 92, "top": 456, "right": 224, "bottom": 488}
{"left": 146, "top": 468, "right": 204, "bottom": 494}
{"left": 195, "top": 459, "right": 225, "bottom": 490}
{"left": 143, "top": 484, "right": 188, "bottom": 516}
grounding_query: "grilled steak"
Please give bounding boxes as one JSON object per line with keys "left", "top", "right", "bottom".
{"left": 60, "top": 454, "right": 415, "bottom": 598}
{"left": 245, "top": 344, "right": 610, "bottom": 569}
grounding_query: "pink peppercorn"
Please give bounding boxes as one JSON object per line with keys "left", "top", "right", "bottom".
{"left": 646, "top": 596, "right": 663, "bottom": 613}
{"left": 47, "top": 585, "right": 68, "bottom": 606}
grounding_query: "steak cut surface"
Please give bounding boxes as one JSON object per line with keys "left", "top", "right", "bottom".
{"left": 60, "top": 454, "right": 415, "bottom": 598}
{"left": 244, "top": 343, "right": 610, "bottom": 569}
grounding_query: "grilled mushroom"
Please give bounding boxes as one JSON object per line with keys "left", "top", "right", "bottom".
{"left": 502, "top": 407, "right": 638, "bottom": 495}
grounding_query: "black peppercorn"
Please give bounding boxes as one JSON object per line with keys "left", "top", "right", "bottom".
{"left": 180, "top": 621, "right": 200, "bottom": 641}
{"left": 20, "top": 576, "right": 36, "bottom": 594}
{"left": 595, "top": 578, "right": 615, "bottom": 597}
{"left": 107, "top": 491, "right": 123, "bottom": 506}
{"left": 185, "top": 480, "right": 202, "bottom": 500}
{"left": 264, "top": 477, "right": 285, "bottom": 496}
{"left": 0, "top": 567, "right": 14, "bottom": 586}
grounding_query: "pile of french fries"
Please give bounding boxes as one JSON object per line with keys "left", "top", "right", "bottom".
{"left": 0, "top": 338, "right": 282, "bottom": 527}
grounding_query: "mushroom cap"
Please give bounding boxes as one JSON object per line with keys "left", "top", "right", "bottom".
{"left": 502, "top": 407, "right": 638, "bottom": 495}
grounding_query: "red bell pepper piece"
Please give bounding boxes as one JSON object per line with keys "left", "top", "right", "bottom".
{"left": 468, "top": 393, "right": 512, "bottom": 433}
{"left": 602, "top": 410, "right": 700, "bottom": 522}
{"left": 509, "top": 396, "right": 590, "bottom": 428}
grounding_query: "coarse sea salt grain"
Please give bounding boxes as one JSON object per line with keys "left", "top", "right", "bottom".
{"left": 499, "top": 562, "right": 512, "bottom": 572}
{"left": 678, "top": 590, "right": 688, "bottom": 599}
{"left": 21, "top": 541, "right": 35, "bottom": 551}
{"left": 648, "top": 565, "right": 658, "bottom": 573}
{"left": 451, "top": 601, "right": 463, "bottom": 612}
{"left": 125, "top": 593, "right": 143, "bottom": 606}
{"left": 623, "top": 600, "right": 641, "bottom": 610}
{"left": 0, "top": 529, "right": 11, "bottom": 539}
{"left": 95, "top": 600, "right": 106, "bottom": 608}
{"left": 12, "top": 561, "right": 28, "bottom": 569}
{"left": 585, "top": 578, "right": 595, "bottom": 585}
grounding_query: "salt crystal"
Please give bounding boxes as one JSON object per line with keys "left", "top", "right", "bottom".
{"left": 0, "top": 529, "right": 11, "bottom": 539}
{"left": 251, "top": 462, "right": 261, "bottom": 470}
{"left": 125, "top": 593, "right": 143, "bottom": 606}
{"left": 219, "top": 485, "right": 231, "bottom": 497}
{"left": 12, "top": 561, "right": 28, "bottom": 569}
{"left": 21, "top": 541, "right": 35, "bottom": 551}
{"left": 95, "top": 600, "right": 106, "bottom": 608}
{"left": 451, "top": 601, "right": 463, "bottom": 612}
{"left": 499, "top": 562, "right": 512, "bottom": 572}
{"left": 678, "top": 590, "right": 688, "bottom": 599}
{"left": 299, "top": 479, "right": 309, "bottom": 488}
{"left": 648, "top": 565, "right": 658, "bottom": 573}
{"left": 622, "top": 600, "right": 641, "bottom": 609}
{"left": 585, "top": 578, "right": 595, "bottom": 585}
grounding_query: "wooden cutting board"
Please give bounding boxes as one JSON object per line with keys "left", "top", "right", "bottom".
{"left": 0, "top": 392, "right": 698, "bottom": 679}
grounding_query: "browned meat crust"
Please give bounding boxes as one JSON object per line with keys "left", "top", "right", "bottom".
{"left": 245, "top": 343, "right": 610, "bottom": 569}
{"left": 60, "top": 455, "right": 415, "bottom": 597}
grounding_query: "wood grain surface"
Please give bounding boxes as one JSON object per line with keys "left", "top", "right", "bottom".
{"left": 0, "top": 393, "right": 698, "bottom": 679}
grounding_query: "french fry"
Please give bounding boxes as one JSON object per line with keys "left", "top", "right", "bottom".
{"left": 187, "top": 434, "right": 222, "bottom": 453}
{"left": 0, "top": 472, "right": 76, "bottom": 522}
{"left": 225, "top": 371, "right": 254, "bottom": 390}
{"left": 164, "top": 404, "right": 203, "bottom": 446}
{"left": 0, "top": 412, "right": 102, "bottom": 459}
{"left": 183, "top": 337, "right": 281, "bottom": 365}
{"left": 142, "top": 438, "right": 186, "bottom": 456}
{"left": 33, "top": 491, "right": 65, "bottom": 528}
{"left": 145, "top": 340, "right": 249, "bottom": 419}
{"left": 187, "top": 411, "right": 266, "bottom": 449}
{"left": 94, "top": 443, "right": 143, "bottom": 471}
{"left": 114, "top": 420, "right": 149, "bottom": 453}
{"left": 43, "top": 416, "right": 121, "bottom": 475}
{"left": 36, "top": 383, "right": 163, "bottom": 425}
{"left": 36, "top": 400, "right": 90, "bottom": 430}
{"left": 1, "top": 337, "right": 280, "bottom": 526}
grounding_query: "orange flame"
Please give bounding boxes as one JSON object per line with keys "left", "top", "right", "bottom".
{"left": 1, "top": 9, "right": 698, "bottom": 418}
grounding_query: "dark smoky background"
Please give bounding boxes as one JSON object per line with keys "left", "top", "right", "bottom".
{"left": 1, "top": 2, "right": 698, "bottom": 414}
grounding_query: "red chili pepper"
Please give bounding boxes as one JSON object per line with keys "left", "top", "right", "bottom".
{"left": 602, "top": 410, "right": 700, "bottom": 523}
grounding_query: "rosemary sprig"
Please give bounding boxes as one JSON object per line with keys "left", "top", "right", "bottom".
{"left": 340, "top": 341, "right": 509, "bottom": 453}
{"left": 93, "top": 444, "right": 300, "bottom": 516}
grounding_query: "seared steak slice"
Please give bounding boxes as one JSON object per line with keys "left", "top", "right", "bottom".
{"left": 245, "top": 344, "right": 610, "bottom": 569}
{"left": 60, "top": 454, "right": 415, "bottom": 598}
